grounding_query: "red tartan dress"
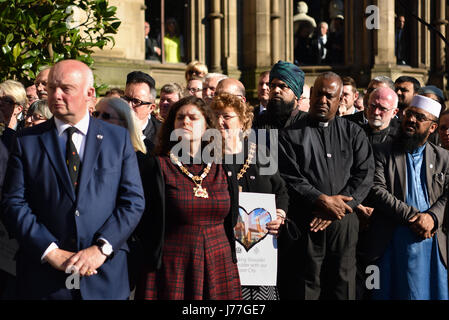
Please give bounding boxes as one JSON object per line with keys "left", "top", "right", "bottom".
{"left": 143, "top": 156, "right": 242, "bottom": 300}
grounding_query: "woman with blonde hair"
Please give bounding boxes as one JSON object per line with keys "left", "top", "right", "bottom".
{"left": 0, "top": 80, "right": 27, "bottom": 130}
{"left": 93, "top": 97, "right": 147, "bottom": 154}
{"left": 185, "top": 60, "right": 208, "bottom": 82}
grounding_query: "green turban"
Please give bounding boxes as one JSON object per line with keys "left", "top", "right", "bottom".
{"left": 269, "top": 61, "right": 305, "bottom": 99}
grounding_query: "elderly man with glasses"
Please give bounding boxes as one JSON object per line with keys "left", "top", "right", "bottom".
{"left": 124, "top": 71, "right": 161, "bottom": 147}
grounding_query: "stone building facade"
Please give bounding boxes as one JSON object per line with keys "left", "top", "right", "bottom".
{"left": 91, "top": 0, "right": 448, "bottom": 100}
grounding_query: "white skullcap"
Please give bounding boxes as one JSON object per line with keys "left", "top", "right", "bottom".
{"left": 410, "top": 95, "right": 441, "bottom": 118}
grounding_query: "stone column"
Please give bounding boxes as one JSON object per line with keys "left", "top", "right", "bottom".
{"left": 223, "top": 0, "right": 240, "bottom": 78}
{"left": 428, "top": 0, "right": 447, "bottom": 89}
{"left": 241, "top": 0, "right": 271, "bottom": 101}
{"left": 270, "top": 0, "right": 280, "bottom": 65}
{"left": 373, "top": 0, "right": 396, "bottom": 66}
{"left": 92, "top": 0, "right": 146, "bottom": 60}
{"left": 209, "top": 0, "right": 223, "bottom": 73}
{"left": 370, "top": 0, "right": 398, "bottom": 79}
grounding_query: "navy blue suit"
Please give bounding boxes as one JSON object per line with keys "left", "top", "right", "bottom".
{"left": 1, "top": 117, "right": 145, "bottom": 299}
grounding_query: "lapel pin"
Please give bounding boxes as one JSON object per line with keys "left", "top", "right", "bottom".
{"left": 97, "top": 134, "right": 103, "bottom": 140}
{"left": 227, "top": 171, "right": 232, "bottom": 176}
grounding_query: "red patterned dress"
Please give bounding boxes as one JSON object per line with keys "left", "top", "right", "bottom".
{"left": 143, "top": 156, "right": 242, "bottom": 300}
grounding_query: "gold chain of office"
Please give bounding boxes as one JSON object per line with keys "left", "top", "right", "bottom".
{"left": 236, "top": 143, "right": 256, "bottom": 180}
{"left": 169, "top": 152, "right": 211, "bottom": 198}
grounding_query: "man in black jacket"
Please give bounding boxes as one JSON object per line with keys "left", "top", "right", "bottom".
{"left": 124, "top": 71, "right": 161, "bottom": 149}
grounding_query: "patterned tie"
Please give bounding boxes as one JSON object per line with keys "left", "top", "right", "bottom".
{"left": 65, "top": 127, "right": 81, "bottom": 192}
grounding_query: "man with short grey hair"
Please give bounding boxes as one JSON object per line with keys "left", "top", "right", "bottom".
{"left": 202, "top": 73, "right": 228, "bottom": 105}
{"left": 345, "top": 76, "right": 395, "bottom": 127}
{"left": 159, "top": 82, "right": 183, "bottom": 120}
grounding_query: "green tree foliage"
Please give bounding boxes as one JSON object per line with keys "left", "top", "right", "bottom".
{"left": 0, "top": 0, "right": 121, "bottom": 86}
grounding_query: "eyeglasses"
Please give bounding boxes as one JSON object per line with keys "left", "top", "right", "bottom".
{"left": 369, "top": 104, "right": 395, "bottom": 113}
{"left": 269, "top": 82, "right": 290, "bottom": 91}
{"left": 92, "top": 111, "right": 123, "bottom": 121}
{"left": 187, "top": 87, "right": 202, "bottom": 93}
{"left": 121, "top": 95, "right": 152, "bottom": 107}
{"left": 404, "top": 109, "right": 436, "bottom": 123}
{"left": 30, "top": 113, "right": 46, "bottom": 121}
{"left": 217, "top": 113, "right": 238, "bottom": 121}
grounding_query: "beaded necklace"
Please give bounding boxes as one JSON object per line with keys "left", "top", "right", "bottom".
{"left": 169, "top": 152, "right": 212, "bottom": 198}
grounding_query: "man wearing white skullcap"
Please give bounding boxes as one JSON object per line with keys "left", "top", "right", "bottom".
{"left": 362, "top": 94, "right": 449, "bottom": 300}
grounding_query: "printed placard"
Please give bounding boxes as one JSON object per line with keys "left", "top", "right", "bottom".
{"left": 235, "top": 192, "right": 277, "bottom": 286}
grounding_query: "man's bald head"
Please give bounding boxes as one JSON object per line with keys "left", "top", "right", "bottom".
{"left": 367, "top": 87, "right": 398, "bottom": 131}
{"left": 215, "top": 78, "right": 246, "bottom": 101}
{"left": 47, "top": 59, "right": 95, "bottom": 125}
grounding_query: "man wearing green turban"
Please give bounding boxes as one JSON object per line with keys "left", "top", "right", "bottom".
{"left": 253, "top": 61, "right": 306, "bottom": 129}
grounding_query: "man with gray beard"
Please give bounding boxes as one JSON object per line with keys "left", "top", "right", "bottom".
{"left": 362, "top": 87, "right": 399, "bottom": 146}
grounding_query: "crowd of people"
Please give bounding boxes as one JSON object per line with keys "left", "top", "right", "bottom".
{"left": 0, "top": 56, "right": 448, "bottom": 301}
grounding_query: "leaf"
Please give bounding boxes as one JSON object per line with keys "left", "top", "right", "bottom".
{"left": 12, "top": 43, "right": 22, "bottom": 61}
{"left": 1, "top": 44, "right": 11, "bottom": 54}
{"left": 5, "top": 33, "right": 13, "bottom": 44}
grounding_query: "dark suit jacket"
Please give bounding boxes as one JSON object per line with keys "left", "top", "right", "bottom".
{"left": 145, "top": 37, "right": 160, "bottom": 61}
{"left": 1, "top": 117, "right": 145, "bottom": 299}
{"left": 143, "top": 116, "right": 162, "bottom": 147}
{"left": 1, "top": 127, "right": 16, "bottom": 153}
{"left": 365, "top": 141, "right": 449, "bottom": 266}
{"left": 344, "top": 111, "right": 367, "bottom": 127}
{"left": 0, "top": 140, "right": 8, "bottom": 201}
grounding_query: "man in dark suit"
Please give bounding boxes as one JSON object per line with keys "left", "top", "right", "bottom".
{"left": 365, "top": 95, "right": 449, "bottom": 299}
{"left": 144, "top": 22, "right": 161, "bottom": 61}
{"left": 124, "top": 71, "right": 161, "bottom": 148}
{"left": 1, "top": 60, "right": 145, "bottom": 300}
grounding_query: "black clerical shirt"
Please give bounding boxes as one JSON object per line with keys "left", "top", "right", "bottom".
{"left": 278, "top": 115, "right": 374, "bottom": 218}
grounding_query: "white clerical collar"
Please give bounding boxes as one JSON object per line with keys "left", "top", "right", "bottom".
{"left": 54, "top": 110, "right": 90, "bottom": 137}
{"left": 318, "top": 121, "right": 329, "bottom": 127}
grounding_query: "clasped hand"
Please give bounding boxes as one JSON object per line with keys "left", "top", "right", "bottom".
{"left": 310, "top": 194, "right": 353, "bottom": 232}
{"left": 44, "top": 246, "right": 107, "bottom": 277}
{"left": 409, "top": 213, "right": 435, "bottom": 239}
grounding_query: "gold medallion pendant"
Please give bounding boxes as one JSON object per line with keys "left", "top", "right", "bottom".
{"left": 169, "top": 152, "right": 212, "bottom": 199}
{"left": 193, "top": 185, "right": 209, "bottom": 198}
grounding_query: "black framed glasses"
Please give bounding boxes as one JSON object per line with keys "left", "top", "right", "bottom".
{"left": 404, "top": 109, "right": 436, "bottom": 123}
{"left": 121, "top": 95, "right": 152, "bottom": 107}
{"left": 92, "top": 111, "right": 122, "bottom": 121}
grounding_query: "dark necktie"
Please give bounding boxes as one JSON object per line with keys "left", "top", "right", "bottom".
{"left": 65, "top": 127, "right": 81, "bottom": 191}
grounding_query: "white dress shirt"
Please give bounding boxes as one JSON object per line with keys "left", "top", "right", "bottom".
{"left": 42, "top": 112, "right": 111, "bottom": 261}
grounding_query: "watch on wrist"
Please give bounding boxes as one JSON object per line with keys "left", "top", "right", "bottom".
{"left": 96, "top": 240, "right": 113, "bottom": 257}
